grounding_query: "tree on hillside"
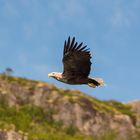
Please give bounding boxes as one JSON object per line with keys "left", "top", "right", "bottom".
{"left": 4, "top": 67, "right": 14, "bottom": 76}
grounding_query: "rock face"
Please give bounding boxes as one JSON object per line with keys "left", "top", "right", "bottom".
{"left": 0, "top": 130, "right": 27, "bottom": 140}
{"left": 0, "top": 75, "right": 140, "bottom": 140}
{"left": 128, "top": 100, "right": 140, "bottom": 127}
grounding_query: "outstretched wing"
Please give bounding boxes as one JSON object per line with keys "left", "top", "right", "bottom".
{"left": 62, "top": 36, "right": 92, "bottom": 79}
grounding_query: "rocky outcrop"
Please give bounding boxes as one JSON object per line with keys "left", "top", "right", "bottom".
{"left": 128, "top": 100, "right": 140, "bottom": 127}
{"left": 0, "top": 130, "right": 27, "bottom": 140}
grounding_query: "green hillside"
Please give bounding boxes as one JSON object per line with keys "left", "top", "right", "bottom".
{"left": 0, "top": 74, "right": 140, "bottom": 140}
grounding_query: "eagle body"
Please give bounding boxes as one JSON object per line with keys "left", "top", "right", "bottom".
{"left": 50, "top": 72, "right": 88, "bottom": 84}
{"left": 48, "top": 37, "right": 104, "bottom": 88}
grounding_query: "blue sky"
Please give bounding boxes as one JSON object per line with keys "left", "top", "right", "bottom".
{"left": 0, "top": 0, "right": 140, "bottom": 102}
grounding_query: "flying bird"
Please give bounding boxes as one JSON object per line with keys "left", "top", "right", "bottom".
{"left": 48, "top": 37, "right": 104, "bottom": 88}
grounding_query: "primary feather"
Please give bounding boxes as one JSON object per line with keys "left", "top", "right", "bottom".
{"left": 63, "top": 37, "right": 91, "bottom": 79}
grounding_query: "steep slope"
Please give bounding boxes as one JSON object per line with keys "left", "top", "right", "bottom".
{"left": 0, "top": 74, "right": 140, "bottom": 140}
{"left": 128, "top": 100, "right": 140, "bottom": 127}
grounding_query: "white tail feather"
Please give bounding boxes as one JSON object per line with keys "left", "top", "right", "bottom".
{"left": 93, "top": 78, "right": 105, "bottom": 86}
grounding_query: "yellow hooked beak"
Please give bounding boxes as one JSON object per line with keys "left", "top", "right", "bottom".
{"left": 48, "top": 72, "right": 56, "bottom": 77}
{"left": 48, "top": 73, "right": 53, "bottom": 77}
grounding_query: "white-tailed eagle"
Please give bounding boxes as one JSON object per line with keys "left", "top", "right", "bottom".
{"left": 48, "top": 37, "right": 104, "bottom": 88}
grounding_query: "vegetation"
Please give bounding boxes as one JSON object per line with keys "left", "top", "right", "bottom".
{"left": 0, "top": 102, "right": 94, "bottom": 140}
{"left": 0, "top": 99, "right": 138, "bottom": 139}
{"left": 0, "top": 81, "right": 115, "bottom": 139}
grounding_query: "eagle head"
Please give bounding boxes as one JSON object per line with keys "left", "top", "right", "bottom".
{"left": 48, "top": 72, "right": 63, "bottom": 81}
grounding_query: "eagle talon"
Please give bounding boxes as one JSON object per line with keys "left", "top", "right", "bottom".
{"left": 88, "top": 83, "right": 96, "bottom": 88}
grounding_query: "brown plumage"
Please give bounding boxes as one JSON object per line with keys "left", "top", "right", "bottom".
{"left": 48, "top": 36, "right": 104, "bottom": 88}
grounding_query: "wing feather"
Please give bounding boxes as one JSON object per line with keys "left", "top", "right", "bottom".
{"left": 63, "top": 40, "right": 67, "bottom": 55}
{"left": 69, "top": 37, "right": 75, "bottom": 50}
{"left": 63, "top": 37, "right": 92, "bottom": 79}
{"left": 78, "top": 45, "right": 87, "bottom": 51}
{"left": 75, "top": 42, "right": 83, "bottom": 50}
